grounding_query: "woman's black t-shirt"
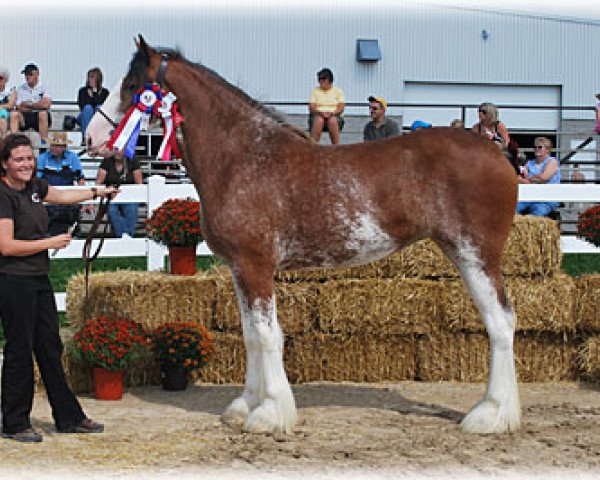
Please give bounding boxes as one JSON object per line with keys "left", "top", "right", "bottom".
{"left": 0, "top": 177, "right": 50, "bottom": 275}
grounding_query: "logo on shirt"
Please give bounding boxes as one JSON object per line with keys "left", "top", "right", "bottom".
{"left": 31, "top": 192, "right": 41, "bottom": 203}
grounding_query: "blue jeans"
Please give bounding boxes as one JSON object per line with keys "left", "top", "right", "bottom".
{"left": 516, "top": 201, "right": 559, "bottom": 217}
{"left": 77, "top": 104, "right": 100, "bottom": 137}
{"left": 108, "top": 203, "right": 138, "bottom": 237}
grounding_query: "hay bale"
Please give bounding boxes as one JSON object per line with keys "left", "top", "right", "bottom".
{"left": 197, "top": 332, "right": 246, "bottom": 384}
{"left": 66, "top": 271, "right": 216, "bottom": 331}
{"left": 286, "top": 333, "right": 417, "bottom": 383}
{"left": 502, "top": 215, "right": 562, "bottom": 277}
{"left": 416, "top": 332, "right": 581, "bottom": 382}
{"left": 316, "top": 278, "right": 443, "bottom": 335}
{"left": 442, "top": 274, "right": 576, "bottom": 333}
{"left": 275, "top": 256, "right": 390, "bottom": 283}
{"left": 579, "top": 336, "right": 600, "bottom": 381}
{"left": 211, "top": 267, "right": 318, "bottom": 334}
{"left": 575, "top": 275, "right": 600, "bottom": 332}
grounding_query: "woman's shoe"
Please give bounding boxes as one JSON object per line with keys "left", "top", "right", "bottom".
{"left": 58, "top": 418, "right": 104, "bottom": 434}
{"left": 1, "top": 428, "right": 43, "bottom": 443}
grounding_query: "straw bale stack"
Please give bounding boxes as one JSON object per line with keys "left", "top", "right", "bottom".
{"left": 285, "top": 333, "right": 417, "bottom": 383}
{"left": 416, "top": 332, "right": 580, "bottom": 382}
{"left": 66, "top": 271, "right": 216, "bottom": 331}
{"left": 574, "top": 275, "right": 600, "bottom": 332}
{"left": 442, "top": 274, "right": 576, "bottom": 333}
{"left": 212, "top": 266, "right": 318, "bottom": 334}
{"left": 579, "top": 336, "right": 600, "bottom": 381}
{"left": 316, "top": 278, "right": 443, "bottom": 335}
{"left": 195, "top": 332, "right": 246, "bottom": 384}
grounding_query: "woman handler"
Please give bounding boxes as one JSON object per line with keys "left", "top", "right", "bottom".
{"left": 0, "top": 134, "right": 117, "bottom": 442}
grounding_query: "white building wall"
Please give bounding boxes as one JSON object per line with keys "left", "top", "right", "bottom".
{"left": 1, "top": 3, "right": 598, "bottom": 123}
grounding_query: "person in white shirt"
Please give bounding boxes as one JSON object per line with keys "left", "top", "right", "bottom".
{"left": 9, "top": 64, "right": 52, "bottom": 143}
{"left": 308, "top": 68, "right": 345, "bottom": 145}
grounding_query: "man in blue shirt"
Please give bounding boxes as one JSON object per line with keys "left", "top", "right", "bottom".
{"left": 37, "top": 132, "right": 85, "bottom": 235}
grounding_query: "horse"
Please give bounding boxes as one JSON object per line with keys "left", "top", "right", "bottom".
{"left": 88, "top": 35, "right": 521, "bottom": 435}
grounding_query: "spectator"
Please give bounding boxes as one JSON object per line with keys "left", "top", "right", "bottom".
{"left": 516, "top": 136, "right": 560, "bottom": 217}
{"left": 77, "top": 67, "right": 109, "bottom": 144}
{"left": 308, "top": 68, "right": 345, "bottom": 145}
{"left": 450, "top": 119, "right": 464, "bottom": 129}
{"left": 37, "top": 132, "right": 85, "bottom": 236}
{"left": 95, "top": 149, "right": 143, "bottom": 238}
{"left": 410, "top": 119, "right": 432, "bottom": 131}
{"left": 472, "top": 102, "right": 509, "bottom": 148}
{"left": 594, "top": 93, "right": 600, "bottom": 134}
{"left": 0, "top": 134, "right": 114, "bottom": 442}
{"left": 363, "top": 95, "right": 399, "bottom": 141}
{"left": 9, "top": 64, "right": 52, "bottom": 143}
{"left": 0, "top": 66, "right": 16, "bottom": 138}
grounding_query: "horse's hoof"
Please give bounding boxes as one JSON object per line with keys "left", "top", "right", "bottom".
{"left": 461, "top": 399, "right": 521, "bottom": 434}
{"left": 243, "top": 398, "right": 296, "bottom": 434}
{"left": 222, "top": 397, "right": 250, "bottom": 426}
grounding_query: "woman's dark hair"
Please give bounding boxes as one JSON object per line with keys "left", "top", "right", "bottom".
{"left": 317, "top": 68, "right": 334, "bottom": 83}
{"left": 87, "top": 67, "right": 103, "bottom": 89}
{"left": 0, "top": 134, "right": 33, "bottom": 175}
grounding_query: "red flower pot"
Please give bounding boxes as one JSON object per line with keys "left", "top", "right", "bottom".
{"left": 93, "top": 367, "right": 123, "bottom": 400}
{"left": 168, "top": 245, "right": 197, "bottom": 275}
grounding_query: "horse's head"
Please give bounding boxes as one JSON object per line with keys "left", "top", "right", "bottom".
{"left": 120, "top": 35, "right": 179, "bottom": 113}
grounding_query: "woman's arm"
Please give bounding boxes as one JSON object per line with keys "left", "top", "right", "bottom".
{"left": 133, "top": 169, "right": 143, "bottom": 184}
{"left": 44, "top": 184, "right": 118, "bottom": 205}
{"left": 0, "top": 90, "right": 16, "bottom": 110}
{"left": 497, "top": 122, "right": 510, "bottom": 148}
{"left": 95, "top": 168, "right": 107, "bottom": 186}
{"left": 0, "top": 218, "right": 71, "bottom": 257}
{"left": 528, "top": 158, "right": 559, "bottom": 184}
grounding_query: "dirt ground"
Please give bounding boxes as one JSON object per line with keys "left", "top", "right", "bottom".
{"left": 0, "top": 381, "right": 599, "bottom": 479}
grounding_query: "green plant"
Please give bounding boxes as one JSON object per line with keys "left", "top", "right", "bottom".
{"left": 577, "top": 205, "right": 600, "bottom": 247}
{"left": 146, "top": 198, "right": 202, "bottom": 247}
{"left": 152, "top": 322, "right": 215, "bottom": 372}
{"left": 70, "top": 316, "right": 150, "bottom": 371}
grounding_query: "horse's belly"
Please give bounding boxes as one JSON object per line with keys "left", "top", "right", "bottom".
{"left": 277, "top": 211, "right": 398, "bottom": 270}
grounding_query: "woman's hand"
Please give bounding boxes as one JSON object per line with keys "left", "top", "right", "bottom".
{"left": 49, "top": 233, "right": 73, "bottom": 251}
{"left": 96, "top": 186, "right": 120, "bottom": 199}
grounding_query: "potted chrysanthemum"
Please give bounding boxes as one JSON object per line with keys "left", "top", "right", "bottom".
{"left": 146, "top": 197, "right": 202, "bottom": 275}
{"left": 578, "top": 204, "right": 600, "bottom": 247}
{"left": 70, "top": 316, "right": 150, "bottom": 400}
{"left": 152, "top": 322, "right": 215, "bottom": 391}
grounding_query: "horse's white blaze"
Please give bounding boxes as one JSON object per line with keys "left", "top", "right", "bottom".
{"left": 223, "top": 277, "right": 297, "bottom": 433}
{"left": 455, "top": 240, "right": 521, "bottom": 433}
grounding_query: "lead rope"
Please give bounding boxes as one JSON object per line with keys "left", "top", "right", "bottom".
{"left": 82, "top": 160, "right": 128, "bottom": 318}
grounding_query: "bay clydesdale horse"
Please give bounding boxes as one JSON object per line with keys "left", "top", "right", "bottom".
{"left": 87, "top": 36, "right": 520, "bottom": 435}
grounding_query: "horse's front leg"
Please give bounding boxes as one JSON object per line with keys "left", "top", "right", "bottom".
{"left": 222, "top": 264, "right": 297, "bottom": 434}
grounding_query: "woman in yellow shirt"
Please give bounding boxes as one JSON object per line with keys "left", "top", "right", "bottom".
{"left": 308, "top": 68, "right": 345, "bottom": 145}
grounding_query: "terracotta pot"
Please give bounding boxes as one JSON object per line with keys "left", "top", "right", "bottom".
{"left": 93, "top": 367, "right": 123, "bottom": 400}
{"left": 168, "top": 245, "right": 197, "bottom": 275}
{"left": 160, "top": 363, "right": 189, "bottom": 391}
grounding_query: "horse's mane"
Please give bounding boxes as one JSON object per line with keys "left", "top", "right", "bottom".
{"left": 149, "top": 47, "right": 310, "bottom": 141}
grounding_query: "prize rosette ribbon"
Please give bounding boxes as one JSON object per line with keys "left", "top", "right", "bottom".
{"left": 156, "top": 92, "right": 184, "bottom": 161}
{"left": 107, "top": 83, "right": 162, "bottom": 159}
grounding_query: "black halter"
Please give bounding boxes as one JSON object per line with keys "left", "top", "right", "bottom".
{"left": 156, "top": 54, "right": 170, "bottom": 88}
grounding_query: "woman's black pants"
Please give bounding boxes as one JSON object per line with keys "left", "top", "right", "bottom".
{"left": 0, "top": 273, "right": 85, "bottom": 434}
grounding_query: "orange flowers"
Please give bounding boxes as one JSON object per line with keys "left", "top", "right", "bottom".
{"left": 578, "top": 205, "right": 600, "bottom": 247}
{"left": 146, "top": 198, "right": 202, "bottom": 247}
{"left": 152, "top": 322, "right": 215, "bottom": 372}
{"left": 71, "top": 316, "right": 149, "bottom": 372}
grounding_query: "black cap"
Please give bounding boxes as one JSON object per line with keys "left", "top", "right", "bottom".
{"left": 21, "top": 63, "right": 39, "bottom": 75}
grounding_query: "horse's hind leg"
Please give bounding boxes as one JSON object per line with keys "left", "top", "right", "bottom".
{"left": 444, "top": 239, "right": 521, "bottom": 433}
{"left": 222, "top": 262, "right": 297, "bottom": 434}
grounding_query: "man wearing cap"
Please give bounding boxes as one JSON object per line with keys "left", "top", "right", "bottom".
{"left": 37, "top": 132, "right": 85, "bottom": 235}
{"left": 9, "top": 63, "right": 52, "bottom": 143}
{"left": 363, "top": 96, "right": 399, "bottom": 141}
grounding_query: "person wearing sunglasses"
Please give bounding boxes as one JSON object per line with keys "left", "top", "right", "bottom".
{"left": 0, "top": 67, "right": 16, "bottom": 138}
{"left": 363, "top": 95, "right": 399, "bottom": 141}
{"left": 516, "top": 136, "right": 560, "bottom": 217}
{"left": 308, "top": 68, "right": 345, "bottom": 145}
{"left": 472, "top": 102, "right": 509, "bottom": 148}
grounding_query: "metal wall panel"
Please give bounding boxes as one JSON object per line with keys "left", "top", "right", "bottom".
{"left": 1, "top": 4, "right": 598, "bottom": 121}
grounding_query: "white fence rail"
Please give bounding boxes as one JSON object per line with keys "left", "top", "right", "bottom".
{"left": 53, "top": 177, "right": 600, "bottom": 311}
